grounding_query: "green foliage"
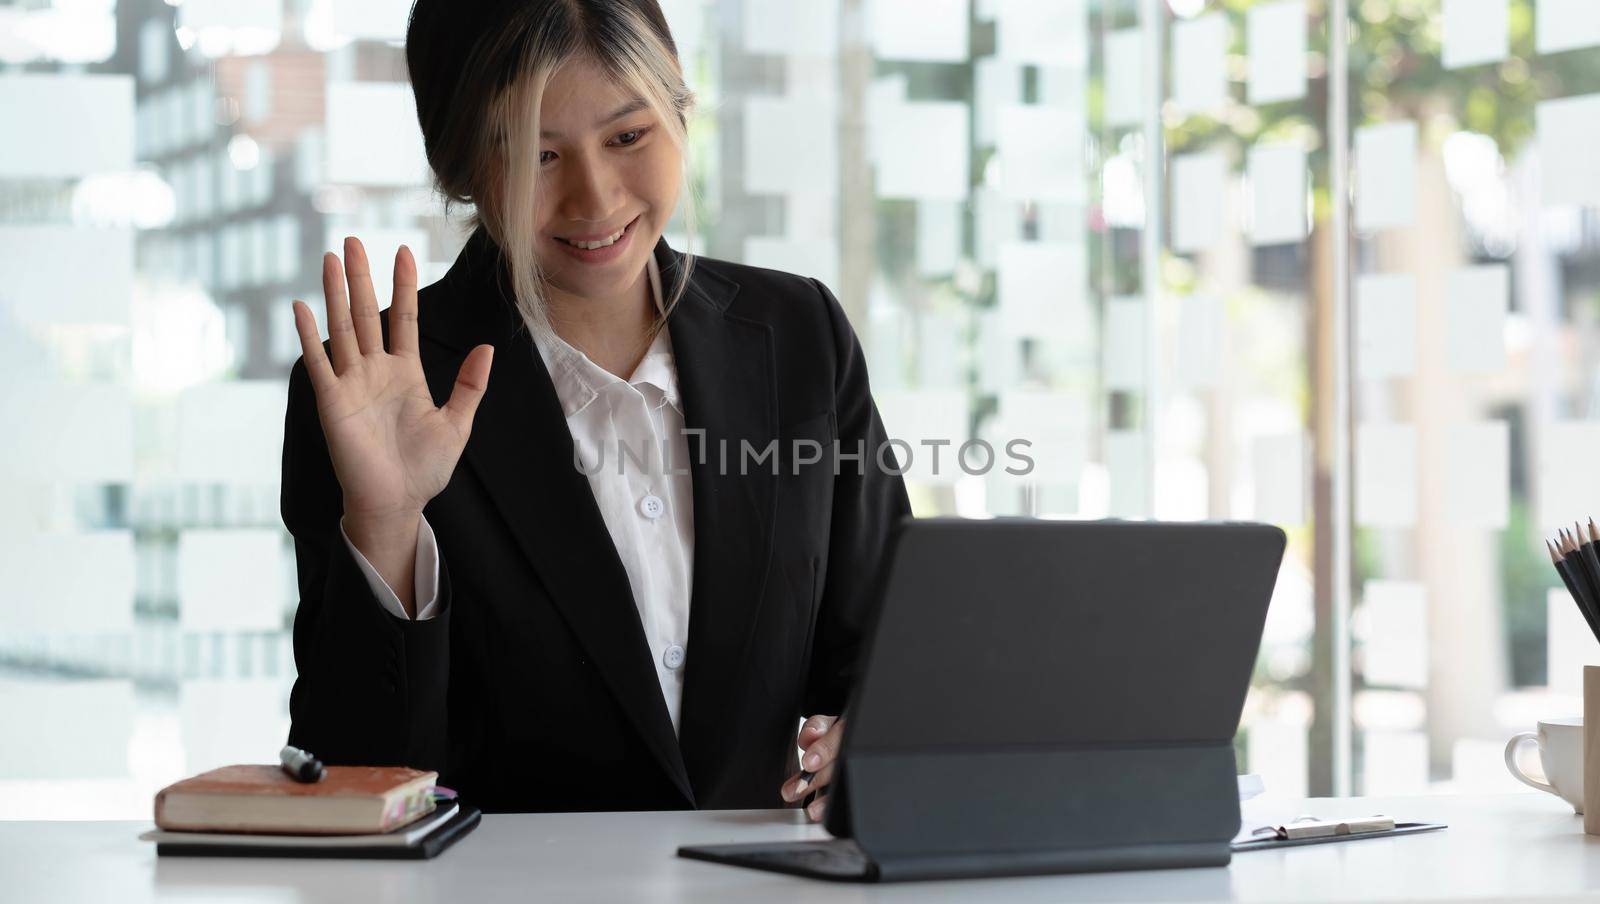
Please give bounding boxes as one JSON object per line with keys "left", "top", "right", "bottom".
{"left": 1165, "top": 0, "right": 1600, "bottom": 187}
{"left": 1501, "top": 498, "right": 1564, "bottom": 686}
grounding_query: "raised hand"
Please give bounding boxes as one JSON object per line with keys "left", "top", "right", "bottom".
{"left": 291, "top": 237, "right": 494, "bottom": 529}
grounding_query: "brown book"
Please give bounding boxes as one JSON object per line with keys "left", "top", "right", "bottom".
{"left": 154, "top": 765, "right": 439, "bottom": 835}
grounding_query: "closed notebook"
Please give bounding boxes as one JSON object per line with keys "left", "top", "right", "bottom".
{"left": 153, "top": 765, "right": 438, "bottom": 835}
{"left": 142, "top": 800, "right": 482, "bottom": 860}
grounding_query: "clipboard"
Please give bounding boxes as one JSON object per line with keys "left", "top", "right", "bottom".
{"left": 1231, "top": 820, "right": 1446, "bottom": 853}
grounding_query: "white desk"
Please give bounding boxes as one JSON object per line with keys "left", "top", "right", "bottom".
{"left": 8, "top": 793, "right": 1600, "bottom": 902}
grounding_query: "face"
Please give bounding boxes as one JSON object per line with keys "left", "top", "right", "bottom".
{"left": 528, "top": 55, "right": 682, "bottom": 305}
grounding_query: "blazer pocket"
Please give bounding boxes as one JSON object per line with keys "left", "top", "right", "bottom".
{"left": 776, "top": 410, "right": 836, "bottom": 483}
{"left": 779, "top": 410, "right": 835, "bottom": 443}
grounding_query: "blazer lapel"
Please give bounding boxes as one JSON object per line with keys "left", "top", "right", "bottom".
{"left": 420, "top": 229, "right": 695, "bottom": 805}
{"left": 655, "top": 242, "right": 780, "bottom": 799}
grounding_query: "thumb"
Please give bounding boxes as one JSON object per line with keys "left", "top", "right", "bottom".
{"left": 443, "top": 344, "right": 494, "bottom": 435}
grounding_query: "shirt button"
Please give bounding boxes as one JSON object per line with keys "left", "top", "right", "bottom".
{"left": 638, "top": 494, "right": 664, "bottom": 520}
{"left": 663, "top": 644, "right": 685, "bottom": 670}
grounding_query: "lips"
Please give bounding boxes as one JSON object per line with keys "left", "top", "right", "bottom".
{"left": 550, "top": 214, "right": 640, "bottom": 264}
{"left": 555, "top": 215, "right": 640, "bottom": 249}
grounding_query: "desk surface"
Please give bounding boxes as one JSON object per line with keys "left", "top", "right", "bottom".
{"left": 8, "top": 792, "right": 1600, "bottom": 902}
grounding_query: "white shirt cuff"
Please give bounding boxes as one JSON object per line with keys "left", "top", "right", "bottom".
{"left": 339, "top": 514, "right": 442, "bottom": 621}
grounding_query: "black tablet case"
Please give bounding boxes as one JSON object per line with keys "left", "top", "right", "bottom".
{"left": 681, "top": 518, "right": 1288, "bottom": 882}
{"left": 155, "top": 803, "right": 481, "bottom": 859}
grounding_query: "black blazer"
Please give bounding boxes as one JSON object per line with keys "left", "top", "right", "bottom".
{"left": 281, "top": 227, "right": 911, "bottom": 812}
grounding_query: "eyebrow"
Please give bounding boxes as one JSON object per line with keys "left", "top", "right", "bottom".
{"left": 539, "top": 98, "right": 649, "bottom": 139}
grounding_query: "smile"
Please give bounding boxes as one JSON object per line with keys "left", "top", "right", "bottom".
{"left": 550, "top": 215, "right": 641, "bottom": 264}
{"left": 555, "top": 215, "right": 639, "bottom": 249}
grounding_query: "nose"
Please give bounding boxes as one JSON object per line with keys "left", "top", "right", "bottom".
{"left": 557, "top": 150, "right": 624, "bottom": 225}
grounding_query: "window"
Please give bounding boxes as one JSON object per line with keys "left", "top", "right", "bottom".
{"left": 2, "top": 0, "right": 1595, "bottom": 818}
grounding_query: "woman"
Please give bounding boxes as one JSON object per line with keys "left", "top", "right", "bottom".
{"left": 280, "top": 0, "right": 909, "bottom": 817}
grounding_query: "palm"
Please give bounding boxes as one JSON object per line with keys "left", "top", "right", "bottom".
{"left": 292, "top": 237, "right": 494, "bottom": 520}
{"left": 317, "top": 355, "right": 461, "bottom": 517}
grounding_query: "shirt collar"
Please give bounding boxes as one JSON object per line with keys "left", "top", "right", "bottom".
{"left": 532, "top": 255, "right": 681, "bottom": 419}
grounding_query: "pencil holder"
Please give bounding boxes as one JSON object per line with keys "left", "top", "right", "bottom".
{"left": 1585, "top": 666, "right": 1600, "bottom": 834}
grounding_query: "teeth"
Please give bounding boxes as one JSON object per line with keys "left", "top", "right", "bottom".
{"left": 563, "top": 226, "right": 626, "bottom": 250}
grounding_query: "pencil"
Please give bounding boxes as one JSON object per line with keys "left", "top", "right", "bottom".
{"left": 1552, "top": 538, "right": 1600, "bottom": 643}
{"left": 1565, "top": 527, "right": 1600, "bottom": 640}
{"left": 1578, "top": 523, "right": 1600, "bottom": 629}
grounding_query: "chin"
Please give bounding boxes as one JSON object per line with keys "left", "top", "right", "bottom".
{"left": 542, "top": 257, "right": 644, "bottom": 298}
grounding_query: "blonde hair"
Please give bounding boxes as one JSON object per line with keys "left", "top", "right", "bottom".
{"left": 407, "top": 0, "right": 698, "bottom": 352}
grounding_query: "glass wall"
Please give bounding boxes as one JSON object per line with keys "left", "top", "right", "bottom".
{"left": 1, "top": 0, "right": 1596, "bottom": 817}
{"left": 1345, "top": 0, "right": 1600, "bottom": 796}
{"left": 1146, "top": 0, "right": 1333, "bottom": 798}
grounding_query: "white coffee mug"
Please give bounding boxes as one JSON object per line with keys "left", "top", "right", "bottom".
{"left": 1504, "top": 717, "right": 1584, "bottom": 813}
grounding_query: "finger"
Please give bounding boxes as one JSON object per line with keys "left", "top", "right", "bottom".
{"left": 342, "top": 236, "right": 384, "bottom": 356}
{"left": 785, "top": 761, "right": 835, "bottom": 804}
{"left": 797, "top": 715, "right": 836, "bottom": 747}
{"left": 806, "top": 790, "right": 830, "bottom": 823}
{"left": 321, "top": 252, "right": 361, "bottom": 374}
{"left": 801, "top": 723, "right": 843, "bottom": 772}
{"left": 780, "top": 771, "right": 807, "bottom": 803}
{"left": 807, "top": 761, "right": 835, "bottom": 792}
{"left": 390, "top": 244, "right": 419, "bottom": 358}
{"left": 443, "top": 344, "right": 495, "bottom": 434}
{"left": 781, "top": 759, "right": 833, "bottom": 803}
{"left": 291, "top": 301, "right": 338, "bottom": 396}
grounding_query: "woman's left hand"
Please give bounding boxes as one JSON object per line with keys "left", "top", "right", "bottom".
{"left": 780, "top": 714, "right": 843, "bottom": 822}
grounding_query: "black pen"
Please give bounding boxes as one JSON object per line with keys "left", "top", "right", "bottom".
{"left": 797, "top": 768, "right": 824, "bottom": 810}
{"left": 279, "top": 744, "right": 325, "bottom": 782}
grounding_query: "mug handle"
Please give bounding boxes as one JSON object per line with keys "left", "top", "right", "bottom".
{"left": 1504, "top": 731, "right": 1559, "bottom": 795}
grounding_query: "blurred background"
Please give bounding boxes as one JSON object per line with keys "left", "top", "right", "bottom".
{"left": 3, "top": 0, "right": 1599, "bottom": 817}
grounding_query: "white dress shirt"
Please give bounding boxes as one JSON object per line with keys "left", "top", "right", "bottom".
{"left": 340, "top": 255, "right": 697, "bottom": 735}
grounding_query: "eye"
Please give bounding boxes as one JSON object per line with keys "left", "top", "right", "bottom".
{"left": 612, "top": 126, "right": 650, "bottom": 147}
{"left": 539, "top": 150, "right": 557, "bottom": 165}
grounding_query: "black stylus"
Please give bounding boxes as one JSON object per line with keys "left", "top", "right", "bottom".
{"left": 798, "top": 769, "right": 821, "bottom": 809}
{"left": 279, "top": 744, "right": 325, "bottom": 782}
